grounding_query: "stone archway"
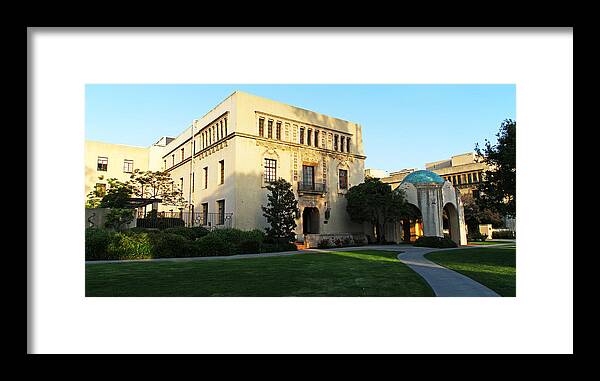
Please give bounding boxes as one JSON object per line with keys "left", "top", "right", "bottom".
{"left": 443, "top": 202, "right": 460, "bottom": 245}
{"left": 302, "top": 207, "right": 320, "bottom": 234}
{"left": 401, "top": 203, "right": 423, "bottom": 243}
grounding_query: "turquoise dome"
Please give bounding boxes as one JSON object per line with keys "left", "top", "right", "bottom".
{"left": 401, "top": 170, "right": 446, "bottom": 185}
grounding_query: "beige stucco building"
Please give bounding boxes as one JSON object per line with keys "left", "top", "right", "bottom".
{"left": 85, "top": 91, "right": 367, "bottom": 243}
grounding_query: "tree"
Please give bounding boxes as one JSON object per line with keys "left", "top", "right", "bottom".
{"left": 461, "top": 194, "right": 504, "bottom": 233}
{"left": 128, "top": 170, "right": 189, "bottom": 211}
{"left": 261, "top": 179, "right": 299, "bottom": 244}
{"left": 345, "top": 177, "right": 417, "bottom": 243}
{"left": 475, "top": 119, "right": 516, "bottom": 218}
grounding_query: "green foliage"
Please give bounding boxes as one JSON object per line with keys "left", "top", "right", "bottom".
{"left": 148, "top": 232, "right": 197, "bottom": 258}
{"left": 98, "top": 178, "right": 135, "bottom": 208}
{"left": 195, "top": 234, "right": 235, "bottom": 256}
{"left": 163, "top": 226, "right": 210, "bottom": 240}
{"left": 414, "top": 236, "right": 458, "bottom": 248}
{"left": 492, "top": 230, "right": 516, "bottom": 239}
{"left": 106, "top": 231, "right": 153, "bottom": 260}
{"left": 260, "top": 242, "right": 298, "bottom": 253}
{"left": 345, "top": 177, "right": 417, "bottom": 243}
{"left": 467, "top": 231, "right": 488, "bottom": 242}
{"left": 85, "top": 228, "right": 113, "bottom": 260}
{"left": 461, "top": 194, "right": 503, "bottom": 232}
{"left": 104, "top": 208, "right": 135, "bottom": 231}
{"left": 317, "top": 239, "right": 332, "bottom": 248}
{"left": 475, "top": 119, "right": 516, "bottom": 218}
{"left": 128, "top": 169, "right": 188, "bottom": 209}
{"left": 261, "top": 178, "right": 299, "bottom": 243}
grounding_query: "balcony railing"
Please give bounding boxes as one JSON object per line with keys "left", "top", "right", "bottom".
{"left": 136, "top": 210, "right": 233, "bottom": 229}
{"left": 298, "top": 182, "right": 327, "bottom": 194}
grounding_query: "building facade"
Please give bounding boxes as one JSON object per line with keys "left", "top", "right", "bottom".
{"left": 85, "top": 91, "right": 367, "bottom": 243}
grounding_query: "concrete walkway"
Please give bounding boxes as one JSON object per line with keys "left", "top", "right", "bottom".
{"left": 395, "top": 246, "right": 501, "bottom": 297}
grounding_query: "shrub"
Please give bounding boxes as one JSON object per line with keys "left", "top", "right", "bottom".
{"left": 104, "top": 208, "right": 135, "bottom": 231}
{"left": 148, "top": 232, "right": 197, "bottom": 258}
{"left": 492, "top": 230, "right": 516, "bottom": 239}
{"left": 334, "top": 238, "right": 343, "bottom": 247}
{"left": 317, "top": 239, "right": 332, "bottom": 248}
{"left": 413, "top": 236, "right": 458, "bottom": 248}
{"left": 261, "top": 242, "right": 298, "bottom": 253}
{"left": 195, "top": 234, "right": 235, "bottom": 257}
{"left": 467, "top": 231, "right": 488, "bottom": 242}
{"left": 85, "top": 228, "right": 113, "bottom": 260}
{"left": 342, "top": 237, "right": 353, "bottom": 247}
{"left": 238, "top": 239, "right": 261, "bottom": 254}
{"left": 106, "top": 231, "right": 153, "bottom": 260}
{"left": 163, "top": 226, "right": 210, "bottom": 241}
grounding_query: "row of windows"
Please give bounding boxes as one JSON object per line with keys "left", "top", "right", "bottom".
{"left": 258, "top": 117, "right": 351, "bottom": 153}
{"left": 96, "top": 157, "right": 134, "bottom": 173}
{"left": 443, "top": 171, "right": 483, "bottom": 185}
{"left": 263, "top": 158, "right": 348, "bottom": 190}
{"left": 164, "top": 117, "right": 228, "bottom": 169}
{"left": 181, "top": 160, "right": 226, "bottom": 193}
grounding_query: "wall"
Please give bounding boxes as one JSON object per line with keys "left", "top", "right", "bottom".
{"left": 85, "top": 208, "right": 137, "bottom": 230}
{"left": 84, "top": 141, "right": 150, "bottom": 199}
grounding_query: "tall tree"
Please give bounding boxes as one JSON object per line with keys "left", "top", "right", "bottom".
{"left": 261, "top": 179, "right": 299, "bottom": 244}
{"left": 345, "top": 177, "right": 417, "bottom": 243}
{"left": 128, "top": 170, "right": 189, "bottom": 210}
{"left": 461, "top": 194, "right": 504, "bottom": 233}
{"left": 475, "top": 119, "right": 516, "bottom": 218}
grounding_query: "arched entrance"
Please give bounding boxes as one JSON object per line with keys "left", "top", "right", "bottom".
{"left": 443, "top": 202, "right": 460, "bottom": 245}
{"left": 302, "top": 207, "right": 320, "bottom": 234}
{"left": 401, "top": 203, "right": 423, "bottom": 243}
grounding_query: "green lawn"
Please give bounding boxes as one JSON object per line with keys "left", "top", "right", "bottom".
{"left": 425, "top": 247, "right": 516, "bottom": 296}
{"left": 86, "top": 250, "right": 435, "bottom": 297}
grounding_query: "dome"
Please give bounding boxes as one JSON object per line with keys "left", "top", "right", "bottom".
{"left": 401, "top": 170, "right": 446, "bottom": 185}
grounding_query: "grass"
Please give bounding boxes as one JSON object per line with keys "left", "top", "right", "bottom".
{"left": 425, "top": 247, "right": 516, "bottom": 296}
{"left": 86, "top": 250, "right": 435, "bottom": 297}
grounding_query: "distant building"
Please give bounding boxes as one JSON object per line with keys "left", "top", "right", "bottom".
{"left": 425, "top": 152, "right": 487, "bottom": 198}
{"left": 364, "top": 168, "right": 389, "bottom": 179}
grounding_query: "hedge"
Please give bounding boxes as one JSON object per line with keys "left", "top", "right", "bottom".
{"left": 492, "top": 230, "right": 516, "bottom": 239}
{"left": 413, "top": 236, "right": 458, "bottom": 248}
{"left": 85, "top": 227, "right": 293, "bottom": 261}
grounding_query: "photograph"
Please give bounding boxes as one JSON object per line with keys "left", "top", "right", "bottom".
{"left": 84, "top": 84, "right": 516, "bottom": 297}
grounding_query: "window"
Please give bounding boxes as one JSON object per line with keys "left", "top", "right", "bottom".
{"left": 452, "top": 176, "right": 457, "bottom": 184}
{"left": 219, "top": 160, "right": 225, "bottom": 184}
{"left": 164, "top": 160, "right": 166, "bottom": 169}
{"left": 193, "top": 140, "right": 196, "bottom": 154}
{"left": 220, "top": 120, "right": 223, "bottom": 140}
{"left": 334, "top": 135, "right": 339, "bottom": 151}
{"left": 340, "top": 136, "right": 345, "bottom": 152}
{"left": 259, "top": 118, "right": 265, "bottom": 137}
{"left": 180, "top": 177, "right": 184, "bottom": 192}
{"left": 458, "top": 175, "right": 462, "bottom": 185}
{"left": 346, "top": 137, "right": 350, "bottom": 152}
{"left": 123, "top": 159, "right": 133, "bottom": 173}
{"left": 217, "top": 200, "right": 225, "bottom": 225}
{"left": 224, "top": 117, "right": 228, "bottom": 136}
{"left": 314, "top": 130, "right": 319, "bottom": 147}
{"left": 267, "top": 120, "right": 273, "bottom": 138}
{"left": 299, "top": 127, "right": 305, "bottom": 144}
{"left": 95, "top": 183, "right": 106, "bottom": 197}
{"left": 97, "top": 157, "right": 108, "bottom": 171}
{"left": 201, "top": 203, "right": 209, "bottom": 226}
{"left": 276, "top": 122, "right": 281, "bottom": 140}
{"left": 204, "top": 166, "right": 208, "bottom": 189}
{"left": 339, "top": 169, "right": 348, "bottom": 190}
{"left": 303, "top": 165, "right": 315, "bottom": 188}
{"left": 468, "top": 173, "right": 472, "bottom": 183}
{"left": 181, "top": 148, "right": 184, "bottom": 161}
{"left": 172, "top": 154, "right": 175, "bottom": 166}
{"left": 307, "top": 129, "right": 312, "bottom": 146}
{"left": 264, "top": 158, "right": 277, "bottom": 183}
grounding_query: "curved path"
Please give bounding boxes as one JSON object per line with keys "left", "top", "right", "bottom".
{"left": 320, "top": 244, "right": 502, "bottom": 297}
{"left": 396, "top": 246, "right": 500, "bottom": 297}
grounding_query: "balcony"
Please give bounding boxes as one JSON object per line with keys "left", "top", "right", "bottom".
{"left": 298, "top": 182, "right": 327, "bottom": 195}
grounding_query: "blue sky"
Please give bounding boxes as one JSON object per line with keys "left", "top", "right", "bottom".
{"left": 85, "top": 84, "right": 515, "bottom": 172}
